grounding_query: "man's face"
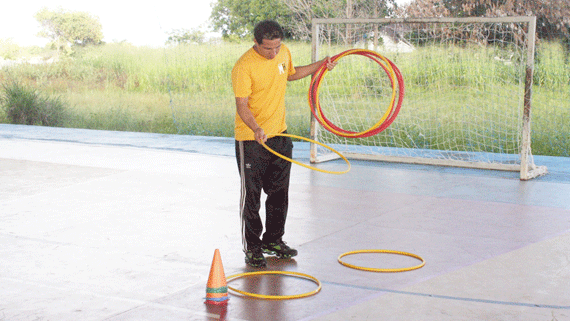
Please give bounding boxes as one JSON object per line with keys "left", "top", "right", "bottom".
{"left": 254, "top": 38, "right": 282, "bottom": 60}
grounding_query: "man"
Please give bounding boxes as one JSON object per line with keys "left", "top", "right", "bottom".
{"left": 231, "top": 20, "right": 336, "bottom": 268}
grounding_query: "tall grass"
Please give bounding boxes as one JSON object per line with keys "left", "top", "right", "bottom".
{"left": 1, "top": 81, "right": 67, "bottom": 126}
{"left": 0, "top": 40, "right": 568, "bottom": 156}
{"left": 531, "top": 41, "right": 570, "bottom": 156}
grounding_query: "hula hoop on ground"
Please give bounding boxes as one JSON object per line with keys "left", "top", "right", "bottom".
{"left": 338, "top": 249, "right": 425, "bottom": 273}
{"left": 309, "top": 49, "right": 405, "bottom": 138}
{"left": 261, "top": 133, "right": 350, "bottom": 174}
{"left": 226, "top": 270, "right": 322, "bottom": 300}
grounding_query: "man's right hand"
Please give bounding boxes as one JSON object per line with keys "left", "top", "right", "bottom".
{"left": 254, "top": 127, "right": 267, "bottom": 144}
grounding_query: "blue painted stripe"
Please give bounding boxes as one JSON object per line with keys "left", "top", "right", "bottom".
{"left": 322, "top": 281, "right": 570, "bottom": 310}
{"left": 205, "top": 296, "right": 229, "bottom": 302}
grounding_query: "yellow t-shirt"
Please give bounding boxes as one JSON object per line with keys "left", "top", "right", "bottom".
{"left": 231, "top": 44, "right": 296, "bottom": 141}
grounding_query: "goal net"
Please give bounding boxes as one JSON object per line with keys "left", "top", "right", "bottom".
{"left": 310, "top": 17, "right": 547, "bottom": 180}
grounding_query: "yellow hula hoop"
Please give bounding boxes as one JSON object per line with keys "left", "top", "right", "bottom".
{"left": 226, "top": 270, "right": 322, "bottom": 300}
{"left": 338, "top": 249, "right": 426, "bottom": 273}
{"left": 261, "top": 133, "right": 350, "bottom": 175}
{"left": 310, "top": 49, "right": 399, "bottom": 138}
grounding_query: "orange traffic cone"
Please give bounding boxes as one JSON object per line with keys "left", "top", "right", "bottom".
{"left": 205, "top": 249, "right": 229, "bottom": 305}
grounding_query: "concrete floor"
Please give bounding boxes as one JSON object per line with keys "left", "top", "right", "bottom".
{"left": 1, "top": 124, "right": 570, "bottom": 321}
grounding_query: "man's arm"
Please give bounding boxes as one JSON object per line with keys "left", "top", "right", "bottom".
{"left": 235, "top": 96, "right": 267, "bottom": 143}
{"left": 288, "top": 57, "right": 337, "bottom": 81}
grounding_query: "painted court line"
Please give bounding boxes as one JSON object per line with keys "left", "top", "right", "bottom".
{"left": 322, "top": 280, "right": 570, "bottom": 310}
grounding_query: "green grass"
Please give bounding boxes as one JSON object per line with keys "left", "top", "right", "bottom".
{"left": 1, "top": 81, "right": 68, "bottom": 127}
{"left": 0, "top": 40, "right": 568, "bottom": 156}
{"left": 63, "top": 90, "right": 176, "bottom": 133}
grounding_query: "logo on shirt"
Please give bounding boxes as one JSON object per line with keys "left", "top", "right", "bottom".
{"left": 278, "top": 62, "right": 287, "bottom": 74}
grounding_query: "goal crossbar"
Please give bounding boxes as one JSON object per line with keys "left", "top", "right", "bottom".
{"left": 312, "top": 17, "right": 537, "bottom": 24}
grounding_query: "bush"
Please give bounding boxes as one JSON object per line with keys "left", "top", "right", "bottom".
{"left": 0, "top": 39, "right": 20, "bottom": 60}
{"left": 1, "top": 81, "right": 67, "bottom": 126}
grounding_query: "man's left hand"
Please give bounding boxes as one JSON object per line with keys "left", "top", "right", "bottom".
{"left": 323, "top": 57, "right": 337, "bottom": 71}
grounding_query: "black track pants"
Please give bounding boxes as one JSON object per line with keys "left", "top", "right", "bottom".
{"left": 235, "top": 134, "right": 293, "bottom": 252}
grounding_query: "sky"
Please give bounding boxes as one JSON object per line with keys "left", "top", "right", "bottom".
{"left": 1, "top": 0, "right": 411, "bottom": 48}
{"left": 0, "top": 0, "right": 217, "bottom": 47}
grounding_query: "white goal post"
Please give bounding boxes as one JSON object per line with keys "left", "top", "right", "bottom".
{"left": 309, "top": 16, "right": 547, "bottom": 180}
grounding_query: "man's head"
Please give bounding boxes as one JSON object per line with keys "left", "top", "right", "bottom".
{"left": 254, "top": 20, "right": 284, "bottom": 44}
{"left": 253, "top": 20, "right": 284, "bottom": 60}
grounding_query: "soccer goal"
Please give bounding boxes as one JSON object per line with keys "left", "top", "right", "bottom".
{"left": 310, "top": 17, "right": 547, "bottom": 180}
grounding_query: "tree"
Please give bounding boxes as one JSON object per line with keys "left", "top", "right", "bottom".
{"left": 283, "top": 0, "right": 399, "bottom": 41}
{"left": 282, "top": 0, "right": 344, "bottom": 40}
{"left": 166, "top": 28, "right": 206, "bottom": 45}
{"left": 404, "top": 0, "right": 570, "bottom": 40}
{"left": 0, "top": 39, "right": 21, "bottom": 60}
{"left": 210, "top": 0, "right": 293, "bottom": 39}
{"left": 35, "top": 8, "right": 103, "bottom": 51}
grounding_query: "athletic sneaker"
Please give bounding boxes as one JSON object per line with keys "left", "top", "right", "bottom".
{"left": 262, "top": 240, "right": 298, "bottom": 259}
{"left": 244, "top": 248, "right": 267, "bottom": 268}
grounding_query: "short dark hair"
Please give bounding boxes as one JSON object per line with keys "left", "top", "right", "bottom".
{"left": 254, "top": 20, "right": 284, "bottom": 44}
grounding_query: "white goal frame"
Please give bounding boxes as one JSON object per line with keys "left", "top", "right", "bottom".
{"left": 310, "top": 16, "right": 547, "bottom": 180}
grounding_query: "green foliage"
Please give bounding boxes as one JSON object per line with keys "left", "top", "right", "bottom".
{"left": 283, "top": 0, "right": 399, "bottom": 40}
{"left": 166, "top": 28, "right": 206, "bottom": 45}
{"left": 1, "top": 81, "right": 67, "bottom": 126}
{"left": 210, "top": 0, "right": 293, "bottom": 39}
{"left": 534, "top": 41, "right": 570, "bottom": 89}
{"left": 35, "top": 7, "right": 103, "bottom": 52}
{"left": 405, "top": 0, "right": 570, "bottom": 41}
{"left": 0, "top": 39, "right": 21, "bottom": 60}
{"left": 1, "top": 40, "right": 568, "bottom": 156}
